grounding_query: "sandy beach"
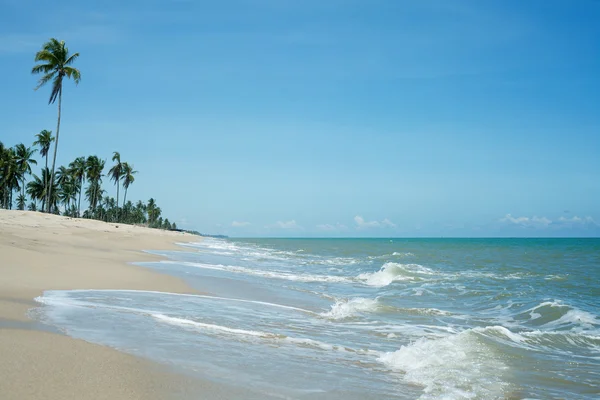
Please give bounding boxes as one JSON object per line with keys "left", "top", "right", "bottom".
{"left": 0, "top": 210, "right": 202, "bottom": 399}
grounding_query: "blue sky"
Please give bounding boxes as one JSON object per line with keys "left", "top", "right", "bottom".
{"left": 1, "top": 0, "right": 599, "bottom": 237}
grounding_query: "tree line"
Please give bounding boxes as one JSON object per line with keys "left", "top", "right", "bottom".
{"left": 0, "top": 136, "right": 176, "bottom": 230}
{"left": 0, "top": 38, "right": 176, "bottom": 230}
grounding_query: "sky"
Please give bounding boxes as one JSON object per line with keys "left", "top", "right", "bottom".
{"left": 1, "top": 0, "right": 599, "bottom": 237}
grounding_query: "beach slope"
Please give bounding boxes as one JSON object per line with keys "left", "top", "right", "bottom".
{"left": 0, "top": 210, "right": 197, "bottom": 399}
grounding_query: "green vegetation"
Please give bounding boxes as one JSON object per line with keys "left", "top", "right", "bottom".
{"left": 0, "top": 38, "right": 176, "bottom": 231}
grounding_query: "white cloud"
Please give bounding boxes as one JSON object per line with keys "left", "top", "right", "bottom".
{"left": 354, "top": 215, "right": 397, "bottom": 229}
{"left": 500, "top": 214, "right": 598, "bottom": 229}
{"left": 231, "top": 221, "right": 251, "bottom": 227}
{"left": 500, "top": 214, "right": 551, "bottom": 227}
{"left": 557, "top": 216, "right": 597, "bottom": 226}
{"left": 381, "top": 218, "right": 397, "bottom": 228}
{"left": 271, "top": 220, "right": 299, "bottom": 229}
{"left": 316, "top": 223, "right": 348, "bottom": 231}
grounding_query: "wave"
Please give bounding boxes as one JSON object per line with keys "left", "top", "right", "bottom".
{"left": 516, "top": 300, "right": 599, "bottom": 331}
{"left": 378, "top": 328, "right": 510, "bottom": 399}
{"left": 152, "top": 313, "right": 350, "bottom": 352}
{"left": 35, "top": 289, "right": 316, "bottom": 315}
{"left": 320, "top": 297, "right": 452, "bottom": 320}
{"left": 368, "top": 252, "right": 415, "bottom": 260}
{"left": 320, "top": 298, "right": 380, "bottom": 320}
{"left": 357, "top": 263, "right": 436, "bottom": 287}
{"left": 178, "top": 239, "right": 363, "bottom": 267}
{"left": 161, "top": 261, "right": 352, "bottom": 284}
{"left": 162, "top": 260, "right": 445, "bottom": 288}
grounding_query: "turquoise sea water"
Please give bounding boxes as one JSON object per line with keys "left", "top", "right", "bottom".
{"left": 34, "top": 238, "right": 600, "bottom": 399}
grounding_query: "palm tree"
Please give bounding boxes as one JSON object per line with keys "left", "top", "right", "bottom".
{"left": 147, "top": 198, "right": 157, "bottom": 225}
{"left": 14, "top": 144, "right": 38, "bottom": 200}
{"left": 85, "top": 155, "right": 105, "bottom": 215}
{"left": 0, "top": 146, "right": 20, "bottom": 209}
{"left": 68, "top": 156, "right": 86, "bottom": 217}
{"left": 16, "top": 194, "right": 27, "bottom": 210}
{"left": 108, "top": 152, "right": 123, "bottom": 220}
{"left": 121, "top": 162, "right": 137, "bottom": 207}
{"left": 58, "top": 175, "right": 77, "bottom": 214}
{"left": 55, "top": 165, "right": 70, "bottom": 189}
{"left": 33, "top": 130, "right": 54, "bottom": 170}
{"left": 27, "top": 168, "right": 57, "bottom": 212}
{"left": 33, "top": 130, "right": 54, "bottom": 207}
{"left": 32, "top": 38, "right": 81, "bottom": 213}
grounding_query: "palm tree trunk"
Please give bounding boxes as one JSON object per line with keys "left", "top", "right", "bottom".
{"left": 47, "top": 88, "right": 62, "bottom": 214}
{"left": 123, "top": 187, "right": 127, "bottom": 208}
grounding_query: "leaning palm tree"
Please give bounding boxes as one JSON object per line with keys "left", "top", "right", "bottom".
{"left": 32, "top": 38, "right": 81, "bottom": 213}
{"left": 33, "top": 130, "right": 54, "bottom": 170}
{"left": 14, "top": 143, "right": 38, "bottom": 201}
{"left": 108, "top": 152, "right": 123, "bottom": 220}
{"left": 121, "top": 162, "right": 137, "bottom": 207}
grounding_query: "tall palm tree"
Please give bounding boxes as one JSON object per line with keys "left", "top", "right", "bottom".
{"left": 32, "top": 38, "right": 81, "bottom": 213}
{"left": 69, "top": 156, "right": 86, "bottom": 217}
{"left": 33, "top": 130, "right": 54, "bottom": 170}
{"left": 121, "top": 162, "right": 137, "bottom": 207}
{"left": 85, "top": 155, "right": 105, "bottom": 215}
{"left": 108, "top": 151, "right": 123, "bottom": 220}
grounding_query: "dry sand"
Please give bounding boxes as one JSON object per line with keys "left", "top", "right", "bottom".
{"left": 0, "top": 210, "right": 223, "bottom": 399}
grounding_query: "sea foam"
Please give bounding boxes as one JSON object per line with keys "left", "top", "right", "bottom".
{"left": 378, "top": 328, "right": 510, "bottom": 399}
{"left": 357, "top": 262, "right": 436, "bottom": 287}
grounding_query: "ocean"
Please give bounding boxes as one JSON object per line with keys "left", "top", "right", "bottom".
{"left": 33, "top": 238, "right": 599, "bottom": 399}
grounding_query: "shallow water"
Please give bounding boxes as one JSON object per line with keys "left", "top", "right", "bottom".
{"left": 34, "top": 238, "right": 600, "bottom": 399}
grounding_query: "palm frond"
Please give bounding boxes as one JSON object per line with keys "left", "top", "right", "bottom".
{"left": 34, "top": 72, "right": 56, "bottom": 91}
{"left": 48, "top": 74, "right": 62, "bottom": 104}
{"left": 34, "top": 48, "right": 59, "bottom": 63}
{"left": 65, "top": 52, "right": 79, "bottom": 66}
{"left": 31, "top": 63, "right": 56, "bottom": 75}
{"left": 64, "top": 67, "right": 81, "bottom": 85}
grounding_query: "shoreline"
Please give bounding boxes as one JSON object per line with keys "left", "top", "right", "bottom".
{"left": 0, "top": 210, "right": 204, "bottom": 400}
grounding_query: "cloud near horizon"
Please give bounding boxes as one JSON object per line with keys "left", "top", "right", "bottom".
{"left": 231, "top": 221, "right": 251, "bottom": 227}
{"left": 316, "top": 222, "right": 348, "bottom": 231}
{"left": 354, "top": 215, "right": 397, "bottom": 229}
{"left": 267, "top": 220, "right": 300, "bottom": 229}
{"left": 500, "top": 214, "right": 598, "bottom": 229}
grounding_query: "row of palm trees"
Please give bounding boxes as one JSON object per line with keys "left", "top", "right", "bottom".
{"left": 0, "top": 38, "right": 177, "bottom": 230}
{"left": 0, "top": 135, "right": 176, "bottom": 230}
